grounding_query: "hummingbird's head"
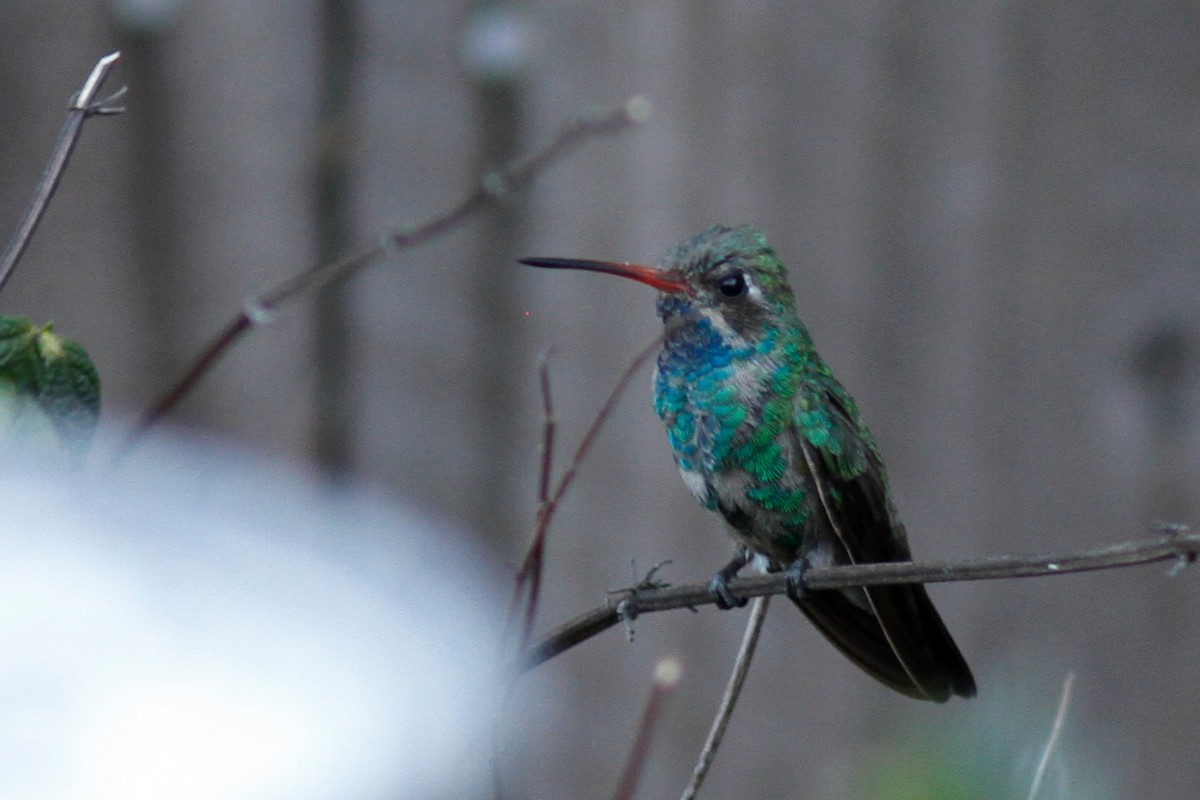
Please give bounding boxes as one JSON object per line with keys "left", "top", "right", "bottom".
{"left": 521, "top": 224, "right": 797, "bottom": 342}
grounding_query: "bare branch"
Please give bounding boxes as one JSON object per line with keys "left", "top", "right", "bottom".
{"left": 0, "top": 51, "right": 125, "bottom": 293}
{"left": 518, "top": 527, "right": 1198, "bottom": 673}
{"left": 1026, "top": 671, "right": 1075, "bottom": 800}
{"left": 612, "top": 656, "right": 683, "bottom": 800}
{"left": 129, "top": 96, "right": 652, "bottom": 439}
{"left": 502, "top": 354, "right": 556, "bottom": 653}
{"left": 504, "top": 337, "right": 661, "bottom": 654}
{"left": 680, "top": 596, "right": 770, "bottom": 800}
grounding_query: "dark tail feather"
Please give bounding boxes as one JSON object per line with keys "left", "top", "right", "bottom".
{"left": 794, "top": 583, "right": 975, "bottom": 702}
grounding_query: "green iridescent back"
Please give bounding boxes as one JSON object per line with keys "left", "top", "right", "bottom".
{"left": 651, "top": 224, "right": 889, "bottom": 563}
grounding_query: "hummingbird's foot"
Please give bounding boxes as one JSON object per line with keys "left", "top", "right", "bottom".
{"left": 708, "top": 574, "right": 746, "bottom": 609}
{"left": 784, "top": 556, "right": 811, "bottom": 602}
{"left": 708, "top": 550, "right": 751, "bottom": 610}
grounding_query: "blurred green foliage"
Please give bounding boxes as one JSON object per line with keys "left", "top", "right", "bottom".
{"left": 0, "top": 315, "right": 100, "bottom": 456}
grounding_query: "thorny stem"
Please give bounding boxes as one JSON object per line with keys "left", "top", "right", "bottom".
{"left": 0, "top": 52, "right": 125, "bottom": 294}
{"left": 129, "top": 96, "right": 652, "bottom": 440}
{"left": 518, "top": 526, "right": 1199, "bottom": 673}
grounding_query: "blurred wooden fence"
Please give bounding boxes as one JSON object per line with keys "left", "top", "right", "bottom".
{"left": 2, "top": 2, "right": 1198, "bottom": 797}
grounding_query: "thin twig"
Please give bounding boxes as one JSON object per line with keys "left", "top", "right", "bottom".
{"left": 496, "top": 338, "right": 664, "bottom": 799}
{"left": 502, "top": 353, "right": 556, "bottom": 653}
{"left": 0, "top": 51, "right": 125, "bottom": 294}
{"left": 536, "top": 350, "right": 556, "bottom": 508}
{"left": 518, "top": 527, "right": 1199, "bottom": 673}
{"left": 517, "top": 355, "right": 557, "bottom": 648}
{"left": 613, "top": 656, "right": 683, "bottom": 800}
{"left": 506, "top": 336, "right": 662, "bottom": 653}
{"left": 541, "top": 336, "right": 662, "bottom": 528}
{"left": 1025, "top": 672, "right": 1075, "bottom": 800}
{"left": 129, "top": 95, "right": 653, "bottom": 439}
{"left": 680, "top": 595, "right": 770, "bottom": 800}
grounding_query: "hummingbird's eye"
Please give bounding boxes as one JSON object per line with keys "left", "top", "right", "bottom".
{"left": 715, "top": 271, "right": 748, "bottom": 298}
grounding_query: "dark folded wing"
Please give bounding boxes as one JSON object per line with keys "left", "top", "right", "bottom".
{"left": 791, "top": 384, "right": 976, "bottom": 701}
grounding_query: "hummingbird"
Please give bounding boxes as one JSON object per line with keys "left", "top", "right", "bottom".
{"left": 521, "top": 224, "right": 975, "bottom": 701}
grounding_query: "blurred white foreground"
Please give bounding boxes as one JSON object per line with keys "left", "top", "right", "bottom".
{"left": 0, "top": 429, "right": 510, "bottom": 799}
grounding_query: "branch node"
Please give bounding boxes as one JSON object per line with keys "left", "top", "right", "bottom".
{"left": 612, "top": 595, "right": 639, "bottom": 642}
{"left": 1154, "top": 521, "right": 1197, "bottom": 576}
{"left": 481, "top": 171, "right": 509, "bottom": 199}
{"left": 242, "top": 296, "right": 277, "bottom": 326}
{"left": 608, "top": 560, "right": 674, "bottom": 643}
{"left": 1168, "top": 556, "right": 1193, "bottom": 577}
{"left": 70, "top": 51, "right": 122, "bottom": 111}
{"left": 623, "top": 95, "right": 653, "bottom": 124}
{"left": 85, "top": 85, "right": 128, "bottom": 116}
{"left": 639, "top": 559, "right": 674, "bottom": 590}
{"left": 381, "top": 225, "right": 419, "bottom": 255}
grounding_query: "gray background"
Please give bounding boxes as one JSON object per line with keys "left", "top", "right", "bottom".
{"left": 2, "top": 2, "right": 1198, "bottom": 797}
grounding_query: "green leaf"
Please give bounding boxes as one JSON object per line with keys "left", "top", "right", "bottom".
{"left": 0, "top": 316, "right": 39, "bottom": 385}
{"left": 0, "top": 315, "right": 100, "bottom": 455}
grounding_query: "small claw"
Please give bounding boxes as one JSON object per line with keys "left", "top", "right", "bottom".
{"left": 708, "top": 549, "right": 751, "bottom": 609}
{"left": 708, "top": 573, "right": 747, "bottom": 609}
{"left": 784, "top": 556, "right": 811, "bottom": 602}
